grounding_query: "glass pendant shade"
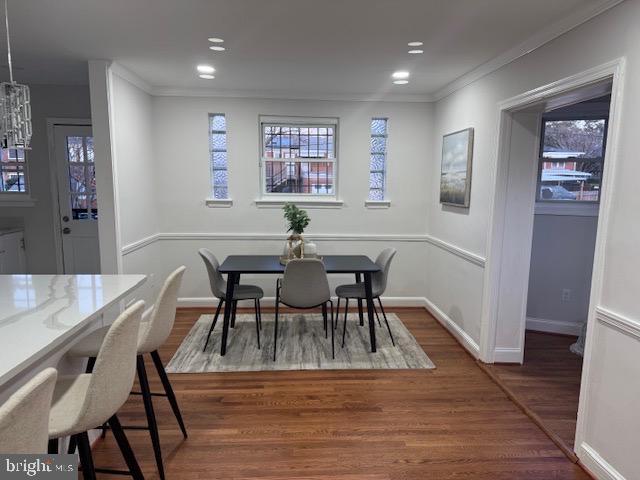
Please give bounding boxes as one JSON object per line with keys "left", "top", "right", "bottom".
{"left": 0, "top": 81, "right": 32, "bottom": 149}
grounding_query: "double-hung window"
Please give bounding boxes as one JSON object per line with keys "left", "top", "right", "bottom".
{"left": 260, "top": 116, "right": 337, "bottom": 197}
{"left": 0, "top": 148, "right": 28, "bottom": 193}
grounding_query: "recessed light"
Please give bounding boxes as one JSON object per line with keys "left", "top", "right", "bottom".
{"left": 408, "top": 49, "right": 424, "bottom": 54}
{"left": 196, "top": 65, "right": 215, "bottom": 74}
{"left": 199, "top": 74, "right": 215, "bottom": 80}
{"left": 408, "top": 41, "right": 423, "bottom": 47}
{"left": 209, "top": 45, "right": 226, "bottom": 51}
{"left": 208, "top": 37, "right": 224, "bottom": 43}
{"left": 392, "top": 71, "right": 410, "bottom": 79}
{"left": 393, "top": 80, "right": 409, "bottom": 85}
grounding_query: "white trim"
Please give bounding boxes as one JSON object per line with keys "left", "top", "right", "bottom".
{"left": 493, "top": 347, "right": 523, "bottom": 363}
{"left": 433, "top": 0, "right": 625, "bottom": 101}
{"left": 178, "top": 296, "right": 428, "bottom": 308}
{"left": 424, "top": 234, "right": 486, "bottom": 267}
{"left": 595, "top": 306, "right": 640, "bottom": 340}
{"left": 364, "top": 200, "right": 391, "bottom": 209}
{"left": 121, "top": 233, "right": 160, "bottom": 256}
{"left": 424, "top": 296, "right": 480, "bottom": 358}
{"left": 254, "top": 199, "right": 344, "bottom": 208}
{"left": 0, "top": 196, "right": 36, "bottom": 207}
{"left": 578, "top": 442, "right": 626, "bottom": 480}
{"left": 534, "top": 202, "right": 599, "bottom": 217}
{"left": 205, "top": 198, "right": 233, "bottom": 208}
{"left": 526, "top": 316, "right": 582, "bottom": 336}
{"left": 110, "top": 62, "right": 154, "bottom": 95}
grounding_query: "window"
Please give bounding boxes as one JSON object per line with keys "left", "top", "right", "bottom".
{"left": 537, "top": 117, "right": 607, "bottom": 202}
{"left": 209, "top": 113, "right": 229, "bottom": 199}
{"left": 0, "top": 148, "right": 27, "bottom": 193}
{"left": 261, "top": 117, "right": 337, "bottom": 196}
{"left": 369, "top": 118, "right": 388, "bottom": 201}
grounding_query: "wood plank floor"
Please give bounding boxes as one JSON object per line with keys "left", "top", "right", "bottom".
{"left": 483, "top": 331, "right": 583, "bottom": 451}
{"left": 91, "top": 308, "right": 591, "bottom": 479}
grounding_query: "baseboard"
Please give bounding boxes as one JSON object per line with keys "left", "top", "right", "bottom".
{"left": 578, "top": 442, "right": 626, "bottom": 480}
{"left": 493, "top": 347, "right": 523, "bottom": 363}
{"left": 178, "top": 296, "right": 429, "bottom": 308}
{"left": 423, "top": 297, "right": 480, "bottom": 358}
{"left": 526, "top": 316, "right": 582, "bottom": 336}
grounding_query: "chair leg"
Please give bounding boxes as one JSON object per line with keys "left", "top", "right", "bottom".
{"left": 85, "top": 356, "right": 96, "bottom": 373}
{"left": 231, "top": 300, "right": 237, "bottom": 328}
{"left": 341, "top": 298, "right": 349, "bottom": 348}
{"left": 203, "top": 298, "right": 224, "bottom": 352}
{"left": 335, "top": 297, "right": 340, "bottom": 329}
{"left": 151, "top": 350, "right": 188, "bottom": 438}
{"left": 67, "top": 436, "right": 76, "bottom": 454}
{"left": 254, "top": 299, "right": 261, "bottom": 349}
{"left": 76, "top": 432, "right": 97, "bottom": 480}
{"left": 322, "top": 303, "right": 328, "bottom": 339}
{"left": 373, "top": 304, "right": 383, "bottom": 328}
{"left": 137, "top": 355, "right": 165, "bottom": 480}
{"left": 109, "top": 415, "right": 144, "bottom": 480}
{"left": 47, "top": 438, "right": 58, "bottom": 454}
{"left": 273, "top": 294, "right": 280, "bottom": 362}
{"left": 329, "top": 300, "right": 335, "bottom": 359}
{"left": 377, "top": 297, "right": 395, "bottom": 347}
{"left": 257, "top": 298, "right": 262, "bottom": 330}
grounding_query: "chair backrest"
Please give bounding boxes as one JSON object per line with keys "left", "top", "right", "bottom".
{"left": 77, "top": 301, "right": 144, "bottom": 432}
{"left": 199, "top": 248, "right": 227, "bottom": 298}
{"left": 0, "top": 368, "right": 57, "bottom": 453}
{"left": 137, "top": 266, "right": 186, "bottom": 354}
{"left": 280, "top": 258, "right": 330, "bottom": 308}
{"left": 372, "top": 248, "right": 397, "bottom": 297}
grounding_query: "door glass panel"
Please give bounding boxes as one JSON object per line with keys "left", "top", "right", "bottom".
{"left": 65, "top": 135, "right": 97, "bottom": 220}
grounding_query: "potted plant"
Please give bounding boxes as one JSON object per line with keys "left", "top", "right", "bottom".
{"left": 283, "top": 203, "right": 311, "bottom": 259}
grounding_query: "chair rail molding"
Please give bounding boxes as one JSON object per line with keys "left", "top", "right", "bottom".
{"left": 595, "top": 306, "right": 640, "bottom": 340}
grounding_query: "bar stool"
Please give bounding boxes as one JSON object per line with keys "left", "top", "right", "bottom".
{"left": 49, "top": 301, "right": 145, "bottom": 480}
{"left": 67, "top": 266, "right": 187, "bottom": 480}
{"left": 0, "top": 368, "right": 57, "bottom": 453}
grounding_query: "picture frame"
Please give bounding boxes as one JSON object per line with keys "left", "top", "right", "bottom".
{"left": 440, "top": 127, "right": 474, "bottom": 207}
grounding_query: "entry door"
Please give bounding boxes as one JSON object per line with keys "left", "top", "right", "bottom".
{"left": 54, "top": 125, "right": 100, "bottom": 274}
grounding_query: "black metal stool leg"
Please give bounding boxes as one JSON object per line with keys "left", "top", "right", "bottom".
{"left": 151, "top": 350, "right": 188, "bottom": 438}
{"left": 109, "top": 415, "right": 144, "bottom": 480}
{"left": 137, "top": 355, "right": 165, "bottom": 480}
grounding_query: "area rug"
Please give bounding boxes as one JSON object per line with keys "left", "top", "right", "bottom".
{"left": 165, "top": 312, "right": 435, "bottom": 372}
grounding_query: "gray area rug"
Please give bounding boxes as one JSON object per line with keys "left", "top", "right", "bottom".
{"left": 166, "top": 312, "right": 435, "bottom": 372}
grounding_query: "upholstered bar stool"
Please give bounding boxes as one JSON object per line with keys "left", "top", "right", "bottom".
{"left": 0, "top": 368, "right": 57, "bottom": 453}
{"left": 49, "top": 301, "right": 145, "bottom": 480}
{"left": 66, "top": 266, "right": 187, "bottom": 480}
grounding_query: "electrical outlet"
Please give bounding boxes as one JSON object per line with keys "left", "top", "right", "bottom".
{"left": 562, "top": 289, "right": 571, "bottom": 302}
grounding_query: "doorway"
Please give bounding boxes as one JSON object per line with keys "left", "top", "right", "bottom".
{"left": 52, "top": 123, "right": 100, "bottom": 274}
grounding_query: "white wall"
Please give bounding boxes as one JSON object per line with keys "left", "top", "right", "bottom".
{"left": 430, "top": 1, "right": 640, "bottom": 478}
{"left": 0, "top": 85, "right": 91, "bottom": 273}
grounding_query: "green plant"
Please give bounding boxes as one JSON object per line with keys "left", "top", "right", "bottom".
{"left": 283, "top": 203, "right": 310, "bottom": 235}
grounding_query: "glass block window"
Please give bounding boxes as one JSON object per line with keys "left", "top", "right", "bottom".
{"left": 209, "top": 113, "right": 229, "bottom": 199}
{"left": 0, "top": 148, "right": 27, "bottom": 193}
{"left": 261, "top": 119, "right": 337, "bottom": 196}
{"left": 369, "top": 118, "right": 388, "bottom": 201}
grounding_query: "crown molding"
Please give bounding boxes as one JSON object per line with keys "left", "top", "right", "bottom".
{"left": 432, "top": 0, "right": 626, "bottom": 101}
{"left": 109, "top": 62, "right": 154, "bottom": 95}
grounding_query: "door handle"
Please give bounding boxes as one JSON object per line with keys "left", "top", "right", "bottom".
{"left": 62, "top": 227, "right": 71, "bottom": 235}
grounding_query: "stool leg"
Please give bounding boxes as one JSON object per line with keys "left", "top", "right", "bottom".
{"left": 151, "top": 350, "right": 188, "bottom": 438}
{"left": 109, "top": 415, "right": 144, "bottom": 480}
{"left": 76, "top": 432, "right": 97, "bottom": 480}
{"left": 137, "top": 354, "right": 165, "bottom": 480}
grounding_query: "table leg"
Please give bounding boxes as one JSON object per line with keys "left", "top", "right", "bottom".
{"left": 220, "top": 273, "right": 237, "bottom": 356}
{"left": 231, "top": 274, "right": 240, "bottom": 328}
{"left": 364, "top": 272, "right": 377, "bottom": 353}
{"left": 355, "top": 273, "right": 364, "bottom": 326}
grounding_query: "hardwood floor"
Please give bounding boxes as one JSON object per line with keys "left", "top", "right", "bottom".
{"left": 483, "top": 331, "right": 583, "bottom": 453}
{"left": 91, "top": 308, "right": 591, "bottom": 479}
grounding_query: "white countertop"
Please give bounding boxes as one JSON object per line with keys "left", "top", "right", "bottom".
{"left": 0, "top": 274, "right": 146, "bottom": 388}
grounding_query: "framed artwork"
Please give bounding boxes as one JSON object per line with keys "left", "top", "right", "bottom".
{"left": 440, "top": 127, "right": 474, "bottom": 207}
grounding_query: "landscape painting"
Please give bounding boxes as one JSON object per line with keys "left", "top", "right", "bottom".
{"left": 440, "top": 128, "right": 474, "bottom": 207}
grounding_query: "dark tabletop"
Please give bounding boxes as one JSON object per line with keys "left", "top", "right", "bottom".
{"left": 219, "top": 255, "right": 380, "bottom": 274}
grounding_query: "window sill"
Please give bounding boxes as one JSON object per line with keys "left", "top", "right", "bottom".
{"left": 534, "top": 202, "right": 599, "bottom": 217}
{"left": 205, "top": 198, "right": 233, "bottom": 208}
{"left": 254, "top": 198, "right": 344, "bottom": 209}
{"left": 365, "top": 200, "right": 391, "bottom": 209}
{"left": 0, "top": 195, "right": 37, "bottom": 207}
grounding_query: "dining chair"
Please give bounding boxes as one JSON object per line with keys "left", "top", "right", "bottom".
{"left": 49, "top": 301, "right": 145, "bottom": 480}
{"left": 274, "top": 258, "right": 334, "bottom": 361}
{"left": 199, "top": 248, "right": 264, "bottom": 351}
{"left": 0, "top": 368, "right": 57, "bottom": 454}
{"left": 66, "top": 266, "right": 187, "bottom": 480}
{"left": 335, "top": 248, "right": 397, "bottom": 348}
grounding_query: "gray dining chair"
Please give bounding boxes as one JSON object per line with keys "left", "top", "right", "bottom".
{"left": 274, "top": 258, "right": 334, "bottom": 361}
{"left": 335, "top": 248, "right": 397, "bottom": 348}
{"left": 199, "top": 248, "right": 264, "bottom": 351}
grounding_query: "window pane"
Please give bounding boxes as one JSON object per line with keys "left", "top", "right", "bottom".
{"left": 212, "top": 151, "right": 227, "bottom": 169}
{"left": 263, "top": 124, "right": 335, "bottom": 159}
{"left": 0, "top": 164, "right": 26, "bottom": 192}
{"left": 370, "top": 136, "right": 386, "bottom": 154}
{"left": 211, "top": 114, "right": 226, "bottom": 131}
{"left": 210, "top": 133, "right": 226, "bottom": 151}
{"left": 69, "top": 165, "right": 86, "bottom": 193}
{"left": 86, "top": 137, "right": 95, "bottom": 162}
{"left": 369, "top": 172, "right": 384, "bottom": 189}
{"left": 208, "top": 113, "right": 229, "bottom": 199}
{"left": 542, "top": 119, "right": 606, "bottom": 159}
{"left": 264, "top": 160, "right": 334, "bottom": 195}
{"left": 67, "top": 137, "right": 85, "bottom": 162}
{"left": 370, "top": 154, "right": 385, "bottom": 171}
{"left": 369, "top": 188, "right": 384, "bottom": 201}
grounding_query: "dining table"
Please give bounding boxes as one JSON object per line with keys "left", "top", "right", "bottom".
{"left": 217, "top": 254, "right": 381, "bottom": 356}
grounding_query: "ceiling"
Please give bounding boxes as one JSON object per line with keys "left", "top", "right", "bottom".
{"left": 0, "top": 0, "right": 616, "bottom": 99}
